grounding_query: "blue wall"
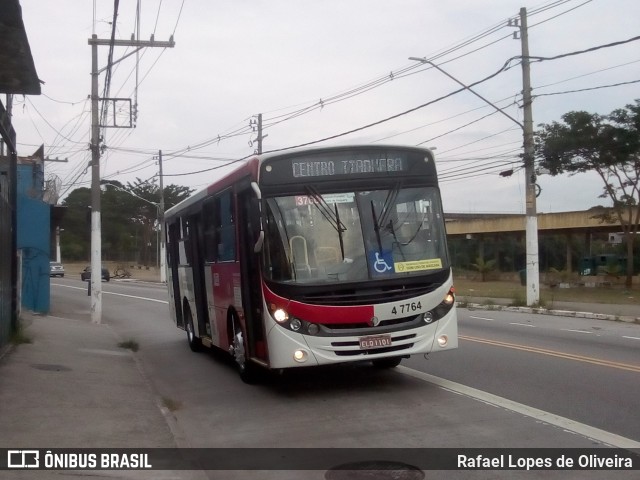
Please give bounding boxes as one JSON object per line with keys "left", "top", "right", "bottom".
{"left": 17, "top": 162, "right": 50, "bottom": 313}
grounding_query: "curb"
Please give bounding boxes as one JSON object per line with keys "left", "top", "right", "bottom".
{"left": 459, "top": 302, "right": 640, "bottom": 324}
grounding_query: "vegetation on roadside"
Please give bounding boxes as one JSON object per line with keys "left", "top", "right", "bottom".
{"left": 117, "top": 339, "right": 139, "bottom": 352}
{"left": 162, "top": 396, "right": 182, "bottom": 412}
{"left": 454, "top": 277, "right": 637, "bottom": 306}
{"left": 10, "top": 325, "right": 32, "bottom": 345}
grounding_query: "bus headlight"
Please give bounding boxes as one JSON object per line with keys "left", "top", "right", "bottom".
{"left": 437, "top": 335, "right": 449, "bottom": 347}
{"left": 427, "top": 287, "right": 456, "bottom": 322}
{"left": 307, "top": 323, "right": 320, "bottom": 335}
{"left": 290, "top": 318, "right": 302, "bottom": 331}
{"left": 293, "top": 349, "right": 308, "bottom": 363}
{"left": 443, "top": 287, "right": 455, "bottom": 305}
{"left": 271, "top": 308, "right": 289, "bottom": 323}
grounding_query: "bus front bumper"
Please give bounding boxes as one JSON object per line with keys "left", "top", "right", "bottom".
{"left": 265, "top": 307, "right": 457, "bottom": 369}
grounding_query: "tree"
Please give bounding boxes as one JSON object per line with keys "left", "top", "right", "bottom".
{"left": 535, "top": 100, "right": 640, "bottom": 288}
{"left": 470, "top": 257, "right": 497, "bottom": 282}
{"left": 61, "top": 180, "right": 192, "bottom": 264}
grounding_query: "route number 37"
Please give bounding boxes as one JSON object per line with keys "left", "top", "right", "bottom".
{"left": 391, "top": 301, "right": 422, "bottom": 315}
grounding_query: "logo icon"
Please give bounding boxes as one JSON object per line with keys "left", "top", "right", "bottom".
{"left": 373, "top": 251, "right": 392, "bottom": 273}
{"left": 8, "top": 450, "right": 40, "bottom": 468}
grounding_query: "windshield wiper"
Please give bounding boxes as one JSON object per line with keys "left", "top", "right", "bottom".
{"left": 385, "top": 219, "right": 405, "bottom": 261}
{"left": 370, "top": 201, "right": 383, "bottom": 253}
{"left": 377, "top": 182, "right": 401, "bottom": 229}
{"left": 304, "top": 186, "right": 347, "bottom": 259}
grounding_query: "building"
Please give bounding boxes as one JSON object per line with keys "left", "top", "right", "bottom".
{"left": 0, "top": 0, "right": 41, "bottom": 348}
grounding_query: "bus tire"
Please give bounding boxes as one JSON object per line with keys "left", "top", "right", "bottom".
{"left": 372, "top": 357, "right": 402, "bottom": 369}
{"left": 230, "top": 316, "right": 258, "bottom": 384}
{"left": 185, "top": 306, "right": 202, "bottom": 352}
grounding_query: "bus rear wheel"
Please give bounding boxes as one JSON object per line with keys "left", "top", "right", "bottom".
{"left": 230, "top": 316, "right": 258, "bottom": 384}
{"left": 372, "top": 357, "right": 402, "bottom": 369}
{"left": 185, "top": 307, "right": 201, "bottom": 352}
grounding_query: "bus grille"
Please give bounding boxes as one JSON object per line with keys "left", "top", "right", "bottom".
{"left": 299, "top": 284, "right": 437, "bottom": 306}
{"left": 321, "top": 315, "right": 419, "bottom": 331}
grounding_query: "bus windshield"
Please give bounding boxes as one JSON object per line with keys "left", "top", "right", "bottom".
{"left": 263, "top": 186, "right": 449, "bottom": 284}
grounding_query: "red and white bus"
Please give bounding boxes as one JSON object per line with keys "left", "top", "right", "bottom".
{"left": 164, "top": 145, "right": 457, "bottom": 382}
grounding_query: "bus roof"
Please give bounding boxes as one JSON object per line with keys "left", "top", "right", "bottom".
{"left": 164, "top": 144, "right": 435, "bottom": 219}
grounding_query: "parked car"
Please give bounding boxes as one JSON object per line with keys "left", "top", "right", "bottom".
{"left": 49, "top": 261, "right": 65, "bottom": 277}
{"left": 80, "top": 266, "right": 110, "bottom": 282}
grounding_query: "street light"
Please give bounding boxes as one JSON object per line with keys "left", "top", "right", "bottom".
{"left": 409, "top": 55, "right": 540, "bottom": 306}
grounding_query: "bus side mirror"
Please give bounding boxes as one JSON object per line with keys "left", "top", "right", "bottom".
{"left": 251, "top": 198, "right": 264, "bottom": 253}
{"left": 250, "top": 182, "right": 264, "bottom": 253}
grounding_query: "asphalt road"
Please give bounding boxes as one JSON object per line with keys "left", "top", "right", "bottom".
{"left": 405, "top": 308, "right": 640, "bottom": 441}
{"left": 48, "top": 278, "right": 640, "bottom": 478}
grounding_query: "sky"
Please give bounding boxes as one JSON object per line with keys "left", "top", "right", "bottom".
{"left": 11, "top": 0, "right": 640, "bottom": 214}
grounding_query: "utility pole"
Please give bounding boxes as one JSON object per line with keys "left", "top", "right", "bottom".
{"left": 158, "top": 150, "right": 166, "bottom": 283}
{"left": 251, "top": 113, "right": 267, "bottom": 154}
{"left": 409, "top": 8, "right": 540, "bottom": 306}
{"left": 89, "top": 34, "right": 102, "bottom": 324}
{"left": 256, "top": 113, "right": 263, "bottom": 154}
{"left": 519, "top": 7, "right": 540, "bottom": 306}
{"left": 88, "top": 34, "right": 174, "bottom": 324}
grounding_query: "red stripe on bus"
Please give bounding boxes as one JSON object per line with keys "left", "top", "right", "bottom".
{"left": 263, "top": 284, "right": 374, "bottom": 324}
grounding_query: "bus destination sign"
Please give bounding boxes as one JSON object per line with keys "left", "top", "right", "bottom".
{"left": 291, "top": 154, "right": 408, "bottom": 178}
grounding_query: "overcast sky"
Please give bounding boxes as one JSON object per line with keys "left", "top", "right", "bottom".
{"left": 11, "top": 0, "right": 640, "bottom": 213}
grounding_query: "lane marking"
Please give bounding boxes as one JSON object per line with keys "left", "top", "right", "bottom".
{"left": 104, "top": 291, "right": 168, "bottom": 304}
{"left": 469, "top": 316, "right": 494, "bottom": 321}
{"left": 561, "top": 329, "right": 593, "bottom": 334}
{"left": 460, "top": 335, "right": 640, "bottom": 373}
{"left": 509, "top": 322, "right": 535, "bottom": 327}
{"left": 52, "top": 283, "right": 168, "bottom": 304}
{"left": 79, "top": 348, "right": 131, "bottom": 357}
{"left": 397, "top": 365, "right": 640, "bottom": 449}
{"left": 623, "top": 336, "right": 640, "bottom": 341}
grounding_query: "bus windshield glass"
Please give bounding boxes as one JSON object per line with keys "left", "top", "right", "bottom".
{"left": 263, "top": 186, "right": 449, "bottom": 284}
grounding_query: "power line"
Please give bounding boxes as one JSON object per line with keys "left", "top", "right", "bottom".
{"left": 534, "top": 79, "right": 640, "bottom": 97}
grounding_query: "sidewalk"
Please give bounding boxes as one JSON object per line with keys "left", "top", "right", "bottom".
{"left": 0, "top": 312, "right": 204, "bottom": 479}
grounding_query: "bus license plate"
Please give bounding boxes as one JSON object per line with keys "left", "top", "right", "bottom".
{"left": 359, "top": 334, "right": 392, "bottom": 349}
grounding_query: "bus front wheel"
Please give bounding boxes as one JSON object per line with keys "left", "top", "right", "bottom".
{"left": 230, "top": 316, "right": 258, "bottom": 384}
{"left": 185, "top": 307, "right": 201, "bottom": 352}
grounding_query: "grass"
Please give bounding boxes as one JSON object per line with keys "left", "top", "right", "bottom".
{"left": 117, "top": 339, "right": 139, "bottom": 352}
{"left": 10, "top": 326, "right": 32, "bottom": 345}
{"left": 161, "top": 397, "right": 182, "bottom": 412}
{"left": 454, "top": 278, "right": 637, "bottom": 306}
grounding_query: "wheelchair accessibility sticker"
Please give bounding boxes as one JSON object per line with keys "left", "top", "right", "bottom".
{"left": 369, "top": 251, "right": 443, "bottom": 275}
{"left": 369, "top": 250, "right": 394, "bottom": 274}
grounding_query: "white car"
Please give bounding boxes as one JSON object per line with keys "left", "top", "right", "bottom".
{"left": 50, "top": 261, "right": 65, "bottom": 277}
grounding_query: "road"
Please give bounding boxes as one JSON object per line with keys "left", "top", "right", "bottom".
{"left": 48, "top": 278, "right": 640, "bottom": 477}
{"left": 405, "top": 308, "right": 640, "bottom": 441}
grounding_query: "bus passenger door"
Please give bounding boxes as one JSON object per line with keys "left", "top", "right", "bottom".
{"left": 238, "top": 187, "right": 267, "bottom": 362}
{"left": 167, "top": 221, "right": 183, "bottom": 327}
{"left": 189, "top": 214, "right": 210, "bottom": 338}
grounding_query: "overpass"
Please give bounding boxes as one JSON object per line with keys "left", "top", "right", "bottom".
{"left": 443, "top": 208, "right": 636, "bottom": 274}
{"left": 445, "top": 208, "right": 626, "bottom": 237}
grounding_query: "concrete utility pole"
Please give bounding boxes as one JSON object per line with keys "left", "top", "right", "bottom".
{"left": 158, "top": 150, "right": 166, "bottom": 283}
{"left": 409, "top": 7, "right": 541, "bottom": 306}
{"left": 519, "top": 7, "right": 540, "bottom": 306}
{"left": 88, "top": 34, "right": 174, "bottom": 324}
{"left": 251, "top": 113, "right": 267, "bottom": 154}
{"left": 89, "top": 34, "right": 102, "bottom": 324}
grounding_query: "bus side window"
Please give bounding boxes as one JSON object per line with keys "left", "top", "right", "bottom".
{"left": 179, "top": 217, "right": 191, "bottom": 265}
{"left": 202, "top": 198, "right": 217, "bottom": 263}
{"left": 217, "top": 190, "right": 236, "bottom": 262}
